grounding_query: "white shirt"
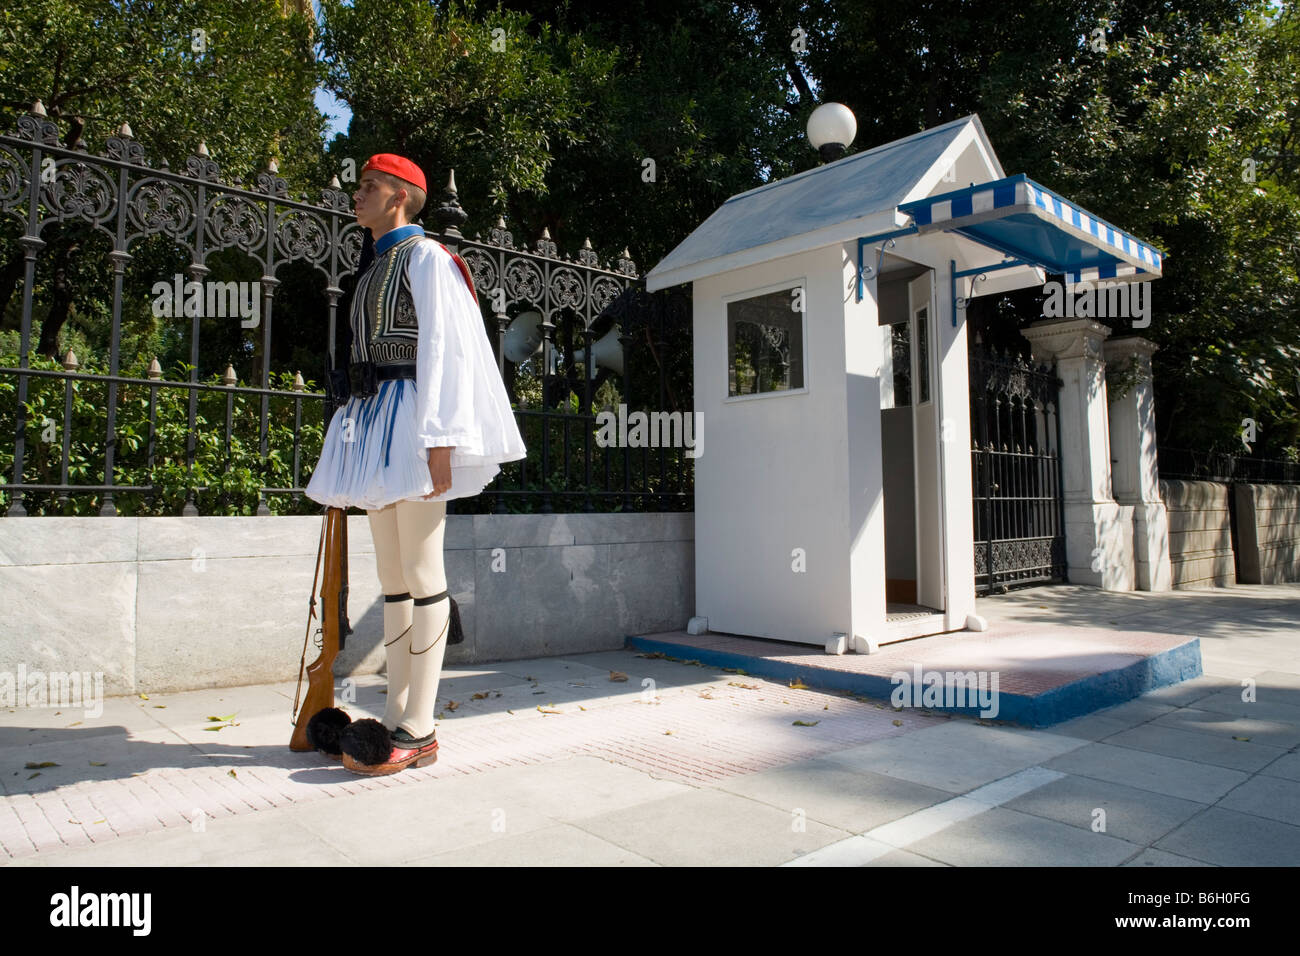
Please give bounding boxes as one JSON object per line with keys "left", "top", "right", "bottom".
{"left": 408, "top": 238, "right": 527, "bottom": 482}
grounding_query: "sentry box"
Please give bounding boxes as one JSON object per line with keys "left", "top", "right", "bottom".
{"left": 645, "top": 114, "right": 1164, "bottom": 652}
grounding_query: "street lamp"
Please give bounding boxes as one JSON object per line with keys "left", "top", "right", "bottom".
{"left": 807, "top": 102, "right": 856, "bottom": 163}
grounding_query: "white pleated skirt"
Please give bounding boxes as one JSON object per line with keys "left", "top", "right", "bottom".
{"left": 305, "top": 378, "right": 504, "bottom": 510}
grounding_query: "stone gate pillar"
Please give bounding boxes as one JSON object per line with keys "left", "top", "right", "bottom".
{"left": 1104, "top": 335, "right": 1172, "bottom": 590}
{"left": 1022, "top": 318, "right": 1135, "bottom": 590}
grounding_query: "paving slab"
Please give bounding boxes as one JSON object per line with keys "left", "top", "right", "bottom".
{"left": 288, "top": 766, "right": 561, "bottom": 865}
{"left": 1215, "top": 774, "right": 1300, "bottom": 828}
{"left": 571, "top": 788, "right": 850, "bottom": 866}
{"left": 1000, "top": 774, "right": 1207, "bottom": 845}
{"left": 1148, "top": 707, "right": 1300, "bottom": 750}
{"left": 1154, "top": 806, "right": 1300, "bottom": 866}
{"left": 1259, "top": 751, "right": 1300, "bottom": 782}
{"left": 3, "top": 805, "right": 355, "bottom": 867}
{"left": 1122, "top": 848, "right": 1216, "bottom": 867}
{"left": 1043, "top": 743, "right": 1249, "bottom": 804}
{"left": 1177, "top": 688, "right": 1300, "bottom": 726}
{"left": 1101, "top": 723, "right": 1287, "bottom": 773}
{"left": 903, "top": 807, "right": 1142, "bottom": 866}
{"left": 862, "top": 848, "right": 950, "bottom": 866}
{"left": 816, "top": 721, "right": 1088, "bottom": 794}
{"left": 409, "top": 822, "right": 660, "bottom": 866}
{"left": 708, "top": 759, "right": 953, "bottom": 833}
{"left": 1047, "top": 713, "right": 1137, "bottom": 742}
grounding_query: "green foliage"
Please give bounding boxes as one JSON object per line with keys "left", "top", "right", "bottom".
{"left": 317, "top": 0, "right": 617, "bottom": 215}
{"left": 986, "top": 0, "right": 1299, "bottom": 455}
{"left": 0, "top": 0, "right": 327, "bottom": 187}
{"left": 0, "top": 349, "right": 327, "bottom": 516}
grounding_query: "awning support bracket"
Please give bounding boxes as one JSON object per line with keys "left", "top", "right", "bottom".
{"left": 855, "top": 226, "right": 919, "bottom": 302}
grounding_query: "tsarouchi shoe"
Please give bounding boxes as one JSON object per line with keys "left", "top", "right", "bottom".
{"left": 304, "top": 706, "right": 352, "bottom": 762}
{"left": 339, "top": 717, "right": 439, "bottom": 775}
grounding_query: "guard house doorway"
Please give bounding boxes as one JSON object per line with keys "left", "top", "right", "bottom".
{"left": 879, "top": 262, "right": 945, "bottom": 625}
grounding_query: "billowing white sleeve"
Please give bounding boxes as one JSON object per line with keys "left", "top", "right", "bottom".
{"left": 408, "top": 240, "right": 527, "bottom": 467}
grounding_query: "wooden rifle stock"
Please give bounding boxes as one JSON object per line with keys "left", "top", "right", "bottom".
{"left": 290, "top": 505, "right": 352, "bottom": 750}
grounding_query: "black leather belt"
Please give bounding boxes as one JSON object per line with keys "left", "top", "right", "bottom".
{"left": 347, "top": 361, "right": 415, "bottom": 398}
{"left": 373, "top": 363, "right": 417, "bottom": 381}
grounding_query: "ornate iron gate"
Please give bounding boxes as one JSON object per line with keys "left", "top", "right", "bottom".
{"left": 969, "top": 347, "right": 1067, "bottom": 594}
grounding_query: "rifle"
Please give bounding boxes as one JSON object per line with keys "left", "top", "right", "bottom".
{"left": 290, "top": 231, "right": 371, "bottom": 748}
{"left": 290, "top": 504, "right": 352, "bottom": 750}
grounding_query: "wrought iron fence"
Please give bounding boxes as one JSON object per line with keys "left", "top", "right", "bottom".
{"left": 0, "top": 103, "right": 693, "bottom": 517}
{"left": 969, "top": 346, "right": 1067, "bottom": 594}
{"left": 1156, "top": 447, "right": 1300, "bottom": 485}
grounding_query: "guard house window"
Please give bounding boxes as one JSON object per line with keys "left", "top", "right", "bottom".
{"left": 727, "top": 286, "right": 805, "bottom": 396}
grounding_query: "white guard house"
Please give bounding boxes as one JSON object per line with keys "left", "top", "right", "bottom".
{"left": 644, "top": 113, "right": 1165, "bottom": 653}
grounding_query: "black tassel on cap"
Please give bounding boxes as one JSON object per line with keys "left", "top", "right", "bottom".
{"left": 448, "top": 595, "right": 464, "bottom": 645}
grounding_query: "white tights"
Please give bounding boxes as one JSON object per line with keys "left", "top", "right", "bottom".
{"left": 367, "top": 498, "right": 450, "bottom": 740}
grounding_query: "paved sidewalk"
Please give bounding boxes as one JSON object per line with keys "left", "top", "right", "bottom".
{"left": 2, "top": 583, "right": 1297, "bottom": 866}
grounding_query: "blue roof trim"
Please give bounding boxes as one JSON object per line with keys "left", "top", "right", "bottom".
{"left": 898, "top": 174, "right": 1165, "bottom": 283}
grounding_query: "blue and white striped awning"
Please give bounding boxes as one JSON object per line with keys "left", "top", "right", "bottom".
{"left": 898, "top": 173, "right": 1164, "bottom": 284}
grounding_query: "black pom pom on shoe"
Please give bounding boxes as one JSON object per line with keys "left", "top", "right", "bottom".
{"left": 305, "top": 707, "right": 352, "bottom": 757}
{"left": 339, "top": 717, "right": 395, "bottom": 766}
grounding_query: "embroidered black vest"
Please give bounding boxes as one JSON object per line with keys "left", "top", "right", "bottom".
{"left": 348, "top": 234, "right": 423, "bottom": 367}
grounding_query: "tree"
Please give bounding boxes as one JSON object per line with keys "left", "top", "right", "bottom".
{"left": 0, "top": 0, "right": 328, "bottom": 367}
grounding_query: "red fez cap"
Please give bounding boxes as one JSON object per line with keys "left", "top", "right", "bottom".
{"left": 361, "top": 153, "right": 427, "bottom": 193}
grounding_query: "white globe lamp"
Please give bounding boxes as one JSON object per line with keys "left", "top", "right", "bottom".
{"left": 807, "top": 102, "right": 857, "bottom": 163}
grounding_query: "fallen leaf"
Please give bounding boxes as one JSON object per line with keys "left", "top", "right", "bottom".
{"left": 68, "top": 819, "right": 80, "bottom": 824}
{"left": 24, "top": 761, "right": 58, "bottom": 769}
{"left": 471, "top": 692, "right": 489, "bottom": 700}
{"left": 663, "top": 730, "right": 673, "bottom": 735}
{"left": 792, "top": 720, "right": 819, "bottom": 727}
{"left": 788, "top": 678, "right": 809, "bottom": 689}
{"left": 532, "top": 690, "right": 546, "bottom": 695}
{"left": 207, "top": 713, "right": 237, "bottom": 722}
{"left": 89, "top": 761, "right": 107, "bottom": 767}
{"left": 27, "top": 772, "right": 40, "bottom": 779}
{"left": 537, "top": 706, "right": 563, "bottom": 715}
{"left": 728, "top": 681, "right": 759, "bottom": 690}
{"left": 379, "top": 689, "right": 387, "bottom": 695}
{"left": 138, "top": 693, "right": 149, "bottom": 700}
{"left": 892, "top": 719, "right": 904, "bottom": 727}
{"left": 1232, "top": 736, "right": 1251, "bottom": 742}
{"left": 92, "top": 819, "right": 105, "bottom": 824}
{"left": 824, "top": 705, "right": 829, "bottom": 710}
{"left": 578, "top": 705, "right": 587, "bottom": 711}
{"left": 698, "top": 691, "right": 714, "bottom": 699}
{"left": 506, "top": 709, "right": 514, "bottom": 715}
{"left": 67, "top": 721, "right": 82, "bottom": 727}
{"left": 228, "top": 769, "right": 237, "bottom": 778}
{"left": 153, "top": 705, "right": 166, "bottom": 709}
{"left": 446, "top": 701, "right": 459, "bottom": 711}
{"left": 637, "top": 652, "right": 667, "bottom": 659}
{"left": 609, "top": 671, "right": 628, "bottom": 682}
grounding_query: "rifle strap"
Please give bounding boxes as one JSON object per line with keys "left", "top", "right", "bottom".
{"left": 292, "top": 510, "right": 328, "bottom": 723}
